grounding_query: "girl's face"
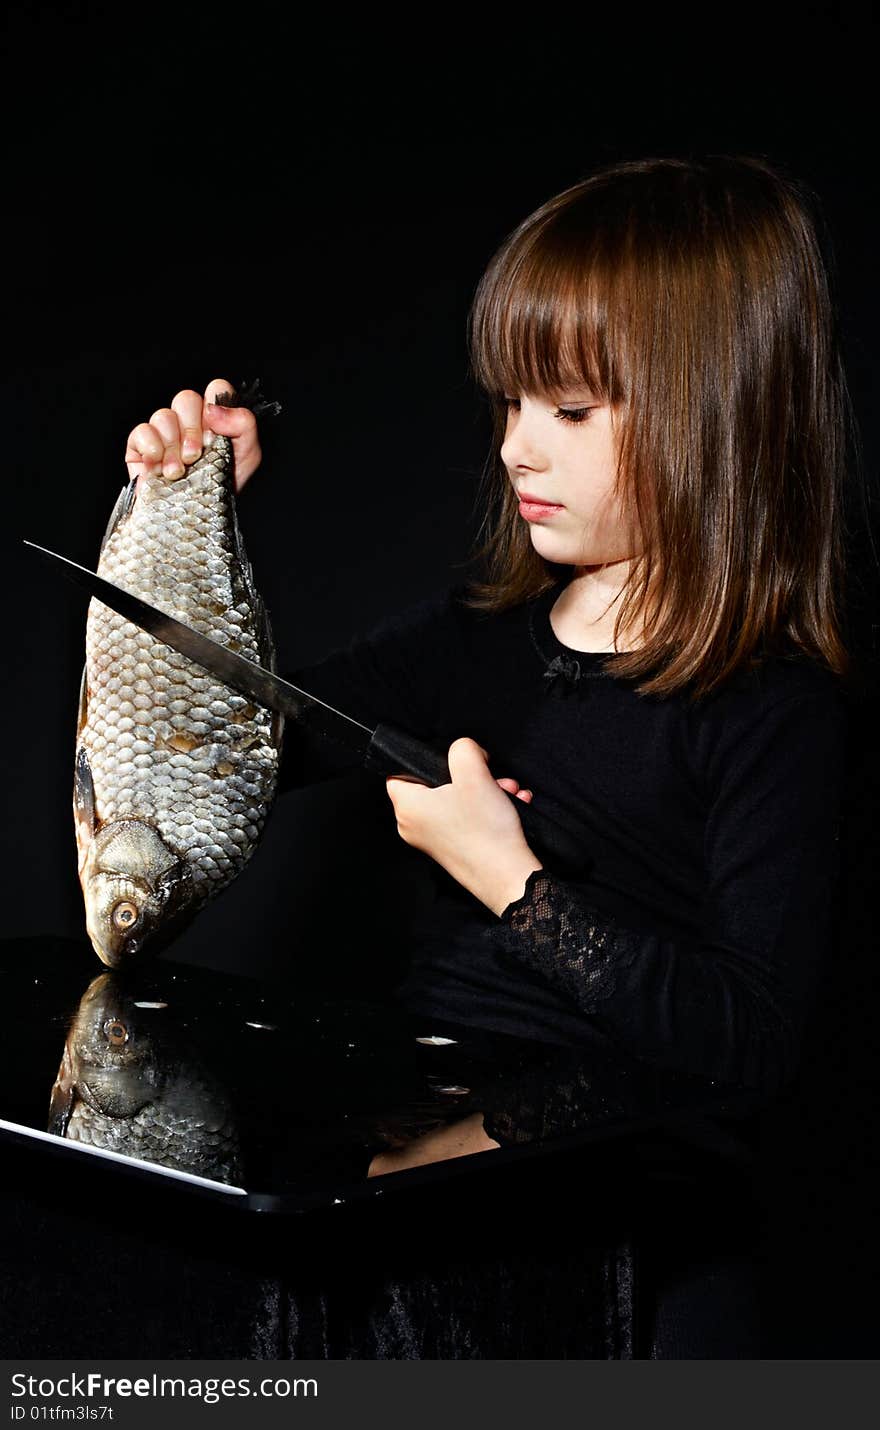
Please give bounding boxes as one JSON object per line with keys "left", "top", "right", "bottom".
{"left": 499, "top": 388, "right": 640, "bottom": 569}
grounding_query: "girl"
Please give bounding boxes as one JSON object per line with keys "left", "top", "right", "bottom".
{"left": 124, "top": 154, "right": 855, "bottom": 1175}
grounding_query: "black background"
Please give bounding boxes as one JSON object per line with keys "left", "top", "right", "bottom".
{"left": 4, "top": 3, "right": 879, "bottom": 1354}
{"left": 6, "top": 5, "right": 877, "bottom": 987}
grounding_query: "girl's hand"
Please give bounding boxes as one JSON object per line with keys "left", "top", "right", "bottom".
{"left": 385, "top": 737, "right": 544, "bottom": 916}
{"left": 123, "top": 377, "right": 262, "bottom": 494}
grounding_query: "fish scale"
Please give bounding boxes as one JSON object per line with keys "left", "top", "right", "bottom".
{"left": 75, "top": 428, "right": 283, "bottom": 966}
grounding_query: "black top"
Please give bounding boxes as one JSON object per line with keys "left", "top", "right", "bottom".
{"left": 278, "top": 581, "right": 850, "bottom": 1096}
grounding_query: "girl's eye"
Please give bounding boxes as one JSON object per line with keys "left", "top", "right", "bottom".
{"left": 498, "top": 397, "right": 595, "bottom": 425}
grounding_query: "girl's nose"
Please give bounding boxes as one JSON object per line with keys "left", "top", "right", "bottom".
{"left": 500, "top": 405, "right": 547, "bottom": 471}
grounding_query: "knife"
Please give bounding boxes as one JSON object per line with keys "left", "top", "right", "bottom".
{"left": 25, "top": 540, "right": 588, "bottom": 874}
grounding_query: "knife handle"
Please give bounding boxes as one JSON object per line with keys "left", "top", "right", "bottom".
{"left": 365, "top": 722, "right": 589, "bottom": 877}
{"left": 366, "top": 724, "right": 453, "bottom": 787}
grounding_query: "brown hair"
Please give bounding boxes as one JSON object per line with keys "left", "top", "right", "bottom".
{"left": 465, "top": 154, "right": 853, "bottom": 700}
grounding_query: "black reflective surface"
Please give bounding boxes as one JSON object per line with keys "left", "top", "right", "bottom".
{"left": 0, "top": 936, "right": 762, "bottom": 1215}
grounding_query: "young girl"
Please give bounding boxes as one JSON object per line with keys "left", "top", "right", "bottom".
{"left": 124, "top": 154, "right": 854, "bottom": 1174}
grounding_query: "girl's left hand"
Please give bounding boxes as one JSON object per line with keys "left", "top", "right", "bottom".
{"left": 385, "top": 737, "right": 544, "bottom": 916}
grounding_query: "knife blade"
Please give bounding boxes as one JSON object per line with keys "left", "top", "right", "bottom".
{"left": 24, "top": 540, "right": 588, "bottom": 874}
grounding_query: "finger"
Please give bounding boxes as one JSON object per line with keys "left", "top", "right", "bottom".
{"left": 125, "top": 421, "right": 166, "bottom": 483}
{"left": 149, "top": 407, "right": 186, "bottom": 480}
{"left": 171, "top": 389, "right": 206, "bottom": 463}
{"left": 449, "top": 737, "right": 489, "bottom": 760}
{"left": 385, "top": 775, "right": 431, "bottom": 845}
{"left": 516, "top": 789, "right": 533, "bottom": 803}
{"left": 203, "top": 376, "right": 239, "bottom": 427}
{"left": 204, "top": 399, "right": 258, "bottom": 440}
{"left": 204, "top": 376, "right": 236, "bottom": 405}
{"left": 447, "top": 736, "right": 492, "bottom": 779}
{"left": 496, "top": 778, "right": 519, "bottom": 794}
{"left": 385, "top": 771, "right": 435, "bottom": 814}
{"left": 202, "top": 377, "right": 263, "bottom": 492}
{"left": 202, "top": 378, "right": 236, "bottom": 443}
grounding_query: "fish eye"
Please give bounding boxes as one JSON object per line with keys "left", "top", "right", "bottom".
{"left": 111, "top": 901, "right": 139, "bottom": 932}
{"left": 103, "top": 1018, "right": 128, "bottom": 1047}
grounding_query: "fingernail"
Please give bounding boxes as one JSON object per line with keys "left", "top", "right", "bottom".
{"left": 182, "top": 439, "right": 199, "bottom": 458}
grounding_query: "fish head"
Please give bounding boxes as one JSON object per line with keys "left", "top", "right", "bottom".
{"left": 81, "top": 819, "right": 196, "bottom": 967}
{"left": 57, "top": 972, "right": 167, "bottom": 1121}
{"left": 50, "top": 971, "right": 243, "bottom": 1185}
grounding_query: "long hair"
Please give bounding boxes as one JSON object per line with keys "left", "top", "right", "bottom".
{"left": 465, "top": 155, "right": 856, "bottom": 700}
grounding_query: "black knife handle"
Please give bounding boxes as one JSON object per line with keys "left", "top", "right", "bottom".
{"left": 365, "top": 722, "right": 589, "bottom": 877}
{"left": 366, "top": 724, "right": 453, "bottom": 786}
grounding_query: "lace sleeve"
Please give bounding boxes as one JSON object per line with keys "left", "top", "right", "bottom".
{"left": 486, "top": 866, "right": 795, "bottom": 1092}
{"left": 491, "top": 870, "right": 644, "bottom": 1014}
{"left": 485, "top": 691, "right": 849, "bottom": 1095}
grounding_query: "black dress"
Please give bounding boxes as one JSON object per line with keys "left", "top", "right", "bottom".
{"left": 279, "top": 578, "right": 849, "bottom": 1097}
{"left": 278, "top": 578, "right": 851, "bottom": 1356}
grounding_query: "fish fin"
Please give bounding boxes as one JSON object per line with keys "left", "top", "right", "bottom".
{"left": 214, "top": 378, "right": 282, "bottom": 419}
{"left": 74, "top": 743, "right": 96, "bottom": 836}
{"left": 99, "top": 479, "right": 137, "bottom": 557}
{"left": 74, "top": 688, "right": 98, "bottom": 876}
{"left": 74, "top": 666, "right": 96, "bottom": 875}
{"left": 216, "top": 381, "right": 284, "bottom": 750}
{"left": 48, "top": 1044, "right": 78, "bottom": 1137}
{"left": 255, "top": 593, "right": 284, "bottom": 749}
{"left": 253, "top": 584, "right": 278, "bottom": 676}
{"left": 75, "top": 662, "right": 89, "bottom": 743}
{"left": 74, "top": 665, "right": 96, "bottom": 828}
{"left": 215, "top": 379, "right": 279, "bottom": 662}
{"left": 231, "top": 536, "right": 285, "bottom": 750}
{"left": 227, "top": 493, "right": 281, "bottom": 674}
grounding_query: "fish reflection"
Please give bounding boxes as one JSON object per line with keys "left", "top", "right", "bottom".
{"left": 48, "top": 972, "right": 242, "bottom": 1185}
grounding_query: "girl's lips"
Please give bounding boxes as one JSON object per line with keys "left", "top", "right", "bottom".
{"left": 518, "top": 496, "right": 564, "bottom": 520}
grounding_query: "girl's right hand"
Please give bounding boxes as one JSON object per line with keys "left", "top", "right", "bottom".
{"left": 124, "top": 378, "right": 262, "bottom": 494}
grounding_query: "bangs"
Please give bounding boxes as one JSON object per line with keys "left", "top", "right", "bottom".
{"left": 462, "top": 155, "right": 851, "bottom": 697}
{"left": 467, "top": 211, "right": 622, "bottom": 405}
